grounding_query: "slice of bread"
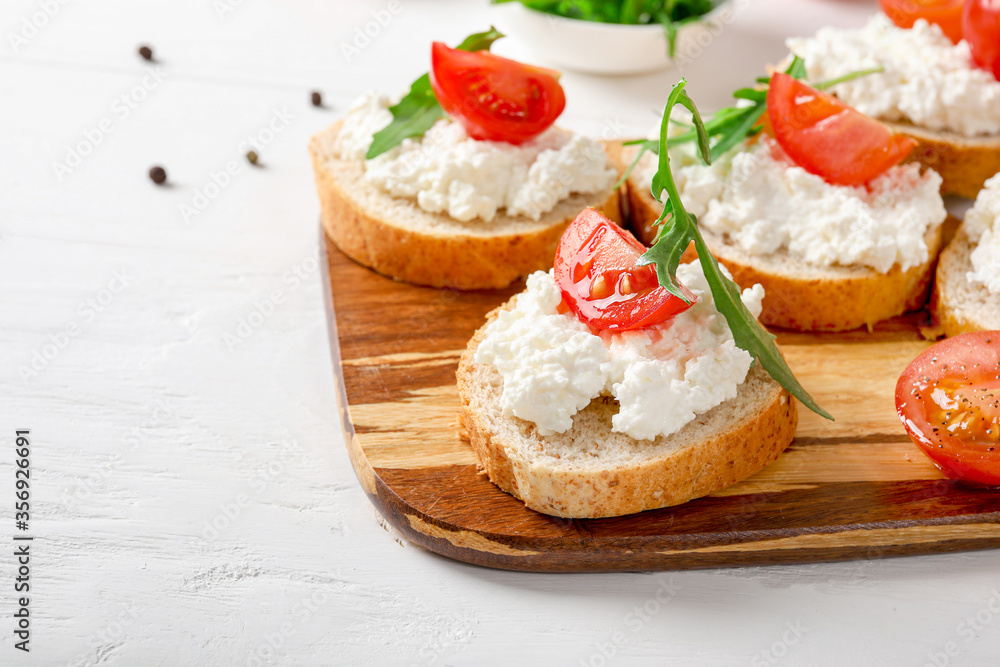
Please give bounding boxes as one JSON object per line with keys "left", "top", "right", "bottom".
{"left": 309, "top": 121, "right": 622, "bottom": 290}
{"left": 932, "top": 225, "right": 1000, "bottom": 336}
{"left": 457, "top": 301, "right": 797, "bottom": 519}
{"left": 686, "top": 226, "right": 944, "bottom": 333}
{"left": 623, "top": 157, "right": 948, "bottom": 332}
{"left": 885, "top": 121, "right": 1000, "bottom": 200}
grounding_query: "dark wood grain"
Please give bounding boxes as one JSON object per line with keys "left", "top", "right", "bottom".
{"left": 325, "top": 233, "right": 1000, "bottom": 572}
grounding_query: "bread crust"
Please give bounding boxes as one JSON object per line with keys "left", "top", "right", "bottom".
{"left": 886, "top": 121, "right": 1000, "bottom": 200}
{"left": 625, "top": 169, "right": 946, "bottom": 332}
{"left": 457, "top": 302, "right": 798, "bottom": 519}
{"left": 309, "top": 121, "right": 622, "bottom": 290}
{"left": 697, "top": 229, "right": 942, "bottom": 332}
{"left": 932, "top": 226, "right": 1000, "bottom": 337}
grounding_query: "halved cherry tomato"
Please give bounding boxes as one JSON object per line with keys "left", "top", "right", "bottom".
{"left": 553, "top": 209, "right": 696, "bottom": 332}
{"left": 964, "top": 0, "right": 1000, "bottom": 81}
{"left": 879, "top": 0, "right": 964, "bottom": 43}
{"left": 429, "top": 42, "right": 566, "bottom": 144}
{"left": 766, "top": 73, "right": 917, "bottom": 187}
{"left": 895, "top": 331, "right": 1000, "bottom": 486}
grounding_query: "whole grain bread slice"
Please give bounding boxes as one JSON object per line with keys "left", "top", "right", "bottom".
{"left": 309, "top": 121, "right": 622, "bottom": 290}
{"left": 886, "top": 121, "right": 1000, "bottom": 200}
{"left": 624, "top": 162, "right": 949, "bottom": 332}
{"left": 932, "top": 225, "right": 1000, "bottom": 336}
{"left": 456, "top": 300, "right": 798, "bottom": 519}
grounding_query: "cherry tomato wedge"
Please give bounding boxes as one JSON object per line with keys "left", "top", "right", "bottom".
{"left": 429, "top": 42, "right": 566, "bottom": 144}
{"left": 766, "top": 73, "right": 918, "bottom": 187}
{"left": 895, "top": 331, "right": 1000, "bottom": 486}
{"left": 553, "top": 208, "right": 696, "bottom": 332}
{"left": 879, "top": 0, "right": 964, "bottom": 43}
{"left": 964, "top": 0, "right": 1000, "bottom": 81}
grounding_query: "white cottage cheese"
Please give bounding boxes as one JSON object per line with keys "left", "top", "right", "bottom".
{"left": 473, "top": 262, "right": 764, "bottom": 441}
{"left": 634, "top": 137, "right": 946, "bottom": 273}
{"left": 333, "top": 92, "right": 617, "bottom": 223}
{"left": 964, "top": 174, "right": 1000, "bottom": 294}
{"left": 787, "top": 15, "right": 1000, "bottom": 137}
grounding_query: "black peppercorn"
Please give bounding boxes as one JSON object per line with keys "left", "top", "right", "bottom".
{"left": 138, "top": 45, "right": 154, "bottom": 61}
{"left": 148, "top": 166, "right": 167, "bottom": 185}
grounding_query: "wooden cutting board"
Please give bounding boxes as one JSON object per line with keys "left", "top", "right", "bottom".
{"left": 323, "top": 235, "right": 1000, "bottom": 573}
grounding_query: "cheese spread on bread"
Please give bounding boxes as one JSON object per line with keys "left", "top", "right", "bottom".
{"left": 334, "top": 92, "right": 617, "bottom": 223}
{"left": 473, "top": 261, "right": 764, "bottom": 441}
{"left": 965, "top": 173, "right": 1000, "bottom": 294}
{"left": 635, "top": 136, "right": 946, "bottom": 273}
{"left": 788, "top": 15, "right": 1000, "bottom": 138}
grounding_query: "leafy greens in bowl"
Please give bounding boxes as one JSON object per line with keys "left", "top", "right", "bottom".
{"left": 491, "top": 0, "right": 730, "bottom": 74}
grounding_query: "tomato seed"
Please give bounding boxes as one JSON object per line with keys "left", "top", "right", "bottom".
{"left": 590, "top": 274, "right": 614, "bottom": 299}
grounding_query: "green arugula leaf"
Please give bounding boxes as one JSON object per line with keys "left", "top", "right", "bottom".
{"left": 707, "top": 100, "right": 765, "bottom": 161}
{"left": 785, "top": 54, "right": 807, "bottom": 79}
{"left": 689, "top": 230, "right": 830, "bottom": 419}
{"left": 732, "top": 88, "right": 767, "bottom": 102}
{"left": 365, "top": 27, "right": 504, "bottom": 160}
{"left": 365, "top": 75, "right": 444, "bottom": 160}
{"left": 666, "top": 56, "right": 805, "bottom": 155}
{"left": 637, "top": 79, "right": 833, "bottom": 420}
{"left": 640, "top": 82, "right": 704, "bottom": 302}
{"left": 454, "top": 26, "right": 506, "bottom": 51}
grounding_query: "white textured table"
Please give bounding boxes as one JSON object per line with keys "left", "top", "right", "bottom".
{"left": 2, "top": 0, "right": 999, "bottom": 665}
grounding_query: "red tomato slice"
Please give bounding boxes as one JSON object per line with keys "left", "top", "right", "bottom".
{"left": 879, "top": 0, "right": 964, "bottom": 43}
{"left": 766, "top": 73, "right": 918, "bottom": 187}
{"left": 429, "top": 42, "right": 566, "bottom": 144}
{"left": 964, "top": 0, "right": 1000, "bottom": 81}
{"left": 553, "top": 209, "right": 696, "bottom": 332}
{"left": 895, "top": 331, "right": 1000, "bottom": 486}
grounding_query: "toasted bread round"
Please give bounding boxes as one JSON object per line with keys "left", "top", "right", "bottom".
{"left": 309, "top": 121, "right": 622, "bottom": 290}
{"left": 625, "top": 168, "right": 947, "bottom": 332}
{"left": 886, "top": 121, "right": 1000, "bottom": 200}
{"left": 932, "top": 225, "right": 1000, "bottom": 336}
{"left": 691, "top": 230, "right": 941, "bottom": 332}
{"left": 456, "top": 301, "right": 797, "bottom": 519}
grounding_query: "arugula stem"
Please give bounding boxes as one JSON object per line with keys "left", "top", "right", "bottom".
{"left": 812, "top": 65, "right": 884, "bottom": 90}
{"left": 637, "top": 79, "right": 833, "bottom": 420}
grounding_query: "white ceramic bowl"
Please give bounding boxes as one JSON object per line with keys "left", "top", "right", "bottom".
{"left": 491, "top": 1, "right": 735, "bottom": 75}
